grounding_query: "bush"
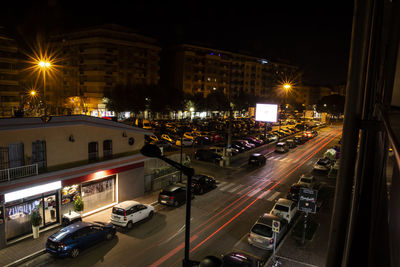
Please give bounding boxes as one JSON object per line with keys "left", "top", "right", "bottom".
{"left": 30, "top": 209, "right": 42, "bottom": 227}
{"left": 74, "top": 195, "right": 84, "bottom": 212}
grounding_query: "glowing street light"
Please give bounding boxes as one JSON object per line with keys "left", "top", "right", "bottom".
{"left": 37, "top": 60, "right": 51, "bottom": 120}
{"left": 283, "top": 83, "right": 291, "bottom": 90}
{"left": 30, "top": 90, "right": 37, "bottom": 96}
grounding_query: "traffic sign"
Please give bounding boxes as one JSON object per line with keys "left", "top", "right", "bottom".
{"left": 272, "top": 220, "right": 280, "bottom": 233}
{"left": 298, "top": 187, "right": 318, "bottom": 213}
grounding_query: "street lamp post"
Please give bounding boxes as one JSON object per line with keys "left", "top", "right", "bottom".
{"left": 140, "top": 144, "right": 195, "bottom": 267}
{"left": 38, "top": 60, "right": 51, "bottom": 120}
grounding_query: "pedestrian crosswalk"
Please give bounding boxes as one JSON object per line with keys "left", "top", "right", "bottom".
{"left": 267, "top": 156, "right": 300, "bottom": 163}
{"left": 217, "top": 181, "right": 282, "bottom": 201}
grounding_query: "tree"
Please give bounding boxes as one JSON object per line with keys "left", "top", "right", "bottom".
{"left": 316, "top": 94, "right": 345, "bottom": 116}
{"left": 105, "top": 82, "right": 147, "bottom": 116}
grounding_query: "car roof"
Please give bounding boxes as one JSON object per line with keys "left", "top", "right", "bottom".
{"left": 275, "top": 198, "right": 294, "bottom": 207}
{"left": 277, "top": 142, "right": 286, "bottom": 145}
{"left": 163, "top": 185, "right": 183, "bottom": 192}
{"left": 114, "top": 200, "right": 140, "bottom": 209}
{"left": 62, "top": 221, "right": 93, "bottom": 233}
{"left": 250, "top": 153, "right": 262, "bottom": 157}
{"left": 300, "top": 173, "right": 314, "bottom": 179}
{"left": 257, "top": 213, "right": 282, "bottom": 226}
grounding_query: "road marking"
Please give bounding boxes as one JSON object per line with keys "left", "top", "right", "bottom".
{"left": 218, "top": 181, "right": 228, "bottom": 187}
{"left": 257, "top": 190, "right": 271, "bottom": 199}
{"left": 267, "top": 191, "right": 281, "bottom": 201}
{"left": 228, "top": 184, "right": 245, "bottom": 193}
{"left": 219, "top": 183, "right": 235, "bottom": 191}
{"left": 238, "top": 186, "right": 252, "bottom": 195}
{"left": 247, "top": 188, "right": 261, "bottom": 197}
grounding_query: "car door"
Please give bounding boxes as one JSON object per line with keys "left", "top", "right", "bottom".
{"left": 129, "top": 205, "right": 140, "bottom": 223}
{"left": 72, "top": 227, "right": 93, "bottom": 249}
{"left": 136, "top": 204, "right": 148, "bottom": 221}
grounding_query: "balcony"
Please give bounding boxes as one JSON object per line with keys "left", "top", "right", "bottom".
{"left": 0, "top": 164, "right": 38, "bottom": 183}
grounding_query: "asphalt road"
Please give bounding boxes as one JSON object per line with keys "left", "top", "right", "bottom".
{"left": 20, "top": 125, "right": 342, "bottom": 267}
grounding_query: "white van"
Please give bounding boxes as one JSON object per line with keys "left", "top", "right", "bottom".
{"left": 270, "top": 198, "right": 297, "bottom": 224}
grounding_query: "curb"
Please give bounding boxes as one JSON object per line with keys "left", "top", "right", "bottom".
{"left": 5, "top": 249, "right": 46, "bottom": 267}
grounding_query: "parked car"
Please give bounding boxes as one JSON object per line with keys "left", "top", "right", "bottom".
{"left": 152, "top": 140, "right": 173, "bottom": 150}
{"left": 275, "top": 142, "right": 289, "bottom": 153}
{"left": 297, "top": 173, "right": 316, "bottom": 189}
{"left": 145, "top": 135, "right": 159, "bottom": 143}
{"left": 183, "top": 132, "right": 196, "bottom": 140}
{"left": 46, "top": 221, "right": 116, "bottom": 258}
{"left": 286, "top": 183, "right": 303, "bottom": 203}
{"left": 208, "top": 146, "right": 231, "bottom": 157}
{"left": 221, "top": 252, "right": 258, "bottom": 267}
{"left": 270, "top": 198, "right": 298, "bottom": 224}
{"left": 191, "top": 174, "right": 217, "bottom": 194}
{"left": 232, "top": 140, "right": 253, "bottom": 150}
{"left": 111, "top": 200, "right": 154, "bottom": 229}
{"left": 248, "top": 153, "right": 267, "bottom": 167}
{"left": 158, "top": 185, "right": 191, "bottom": 206}
{"left": 161, "top": 134, "right": 175, "bottom": 144}
{"left": 175, "top": 138, "right": 194, "bottom": 147}
{"left": 247, "top": 213, "right": 288, "bottom": 250}
{"left": 313, "top": 157, "right": 333, "bottom": 172}
{"left": 328, "top": 161, "right": 340, "bottom": 178}
{"left": 243, "top": 136, "right": 264, "bottom": 146}
{"left": 194, "top": 149, "right": 223, "bottom": 163}
{"left": 194, "top": 135, "right": 212, "bottom": 145}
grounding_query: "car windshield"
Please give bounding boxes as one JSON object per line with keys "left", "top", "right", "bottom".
{"left": 300, "top": 178, "right": 312, "bottom": 183}
{"left": 251, "top": 223, "right": 272, "bottom": 237}
{"left": 52, "top": 229, "right": 70, "bottom": 241}
{"left": 274, "top": 204, "right": 289, "bottom": 212}
{"left": 317, "top": 159, "right": 329, "bottom": 165}
{"left": 112, "top": 207, "right": 125, "bottom": 216}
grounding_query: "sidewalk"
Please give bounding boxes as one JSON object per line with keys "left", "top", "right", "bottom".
{"left": 266, "top": 186, "right": 335, "bottom": 267}
{"left": 0, "top": 190, "right": 161, "bottom": 267}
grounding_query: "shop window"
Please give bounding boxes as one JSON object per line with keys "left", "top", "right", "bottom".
{"left": 103, "top": 140, "right": 112, "bottom": 159}
{"left": 81, "top": 175, "right": 116, "bottom": 212}
{"left": 88, "top": 142, "right": 98, "bottom": 162}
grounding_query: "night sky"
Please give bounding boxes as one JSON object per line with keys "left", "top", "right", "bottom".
{"left": 1, "top": 1, "right": 354, "bottom": 86}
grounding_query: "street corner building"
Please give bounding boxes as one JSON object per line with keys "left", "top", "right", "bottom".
{"left": 0, "top": 115, "right": 153, "bottom": 249}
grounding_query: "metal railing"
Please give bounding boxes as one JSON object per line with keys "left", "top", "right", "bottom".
{"left": 0, "top": 164, "right": 39, "bottom": 182}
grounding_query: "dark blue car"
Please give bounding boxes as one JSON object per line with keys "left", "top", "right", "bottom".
{"left": 46, "top": 221, "right": 116, "bottom": 258}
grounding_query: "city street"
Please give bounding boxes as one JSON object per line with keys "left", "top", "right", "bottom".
{"left": 20, "top": 126, "right": 341, "bottom": 267}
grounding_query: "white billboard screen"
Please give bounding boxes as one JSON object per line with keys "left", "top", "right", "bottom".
{"left": 255, "top": 104, "right": 278, "bottom": 122}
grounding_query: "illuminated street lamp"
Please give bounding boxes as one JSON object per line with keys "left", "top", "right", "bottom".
{"left": 30, "top": 90, "right": 37, "bottom": 97}
{"left": 37, "top": 60, "right": 51, "bottom": 120}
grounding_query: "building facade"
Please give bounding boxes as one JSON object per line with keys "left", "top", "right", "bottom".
{"left": 164, "top": 44, "right": 301, "bottom": 103}
{"left": 50, "top": 24, "right": 161, "bottom": 116}
{"left": 0, "top": 27, "right": 20, "bottom": 118}
{"left": 0, "top": 115, "right": 152, "bottom": 248}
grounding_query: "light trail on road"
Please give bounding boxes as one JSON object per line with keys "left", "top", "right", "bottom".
{"left": 157, "top": 129, "right": 342, "bottom": 266}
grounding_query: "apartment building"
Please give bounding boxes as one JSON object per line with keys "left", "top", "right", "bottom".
{"left": 0, "top": 115, "right": 151, "bottom": 248}
{"left": 0, "top": 27, "right": 20, "bottom": 118}
{"left": 164, "top": 44, "right": 300, "bottom": 102}
{"left": 51, "top": 24, "right": 161, "bottom": 116}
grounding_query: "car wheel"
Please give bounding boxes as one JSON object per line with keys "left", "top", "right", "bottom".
{"left": 126, "top": 221, "right": 133, "bottom": 230}
{"left": 70, "top": 248, "right": 80, "bottom": 258}
{"left": 106, "top": 232, "right": 114, "bottom": 241}
{"left": 148, "top": 211, "right": 154, "bottom": 219}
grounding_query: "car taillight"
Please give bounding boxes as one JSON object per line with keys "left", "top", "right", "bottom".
{"left": 124, "top": 210, "right": 127, "bottom": 221}
{"left": 170, "top": 196, "right": 174, "bottom": 200}
{"left": 270, "top": 238, "right": 274, "bottom": 244}
{"left": 58, "top": 242, "right": 65, "bottom": 248}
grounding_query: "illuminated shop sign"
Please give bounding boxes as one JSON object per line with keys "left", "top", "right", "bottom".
{"left": 4, "top": 181, "right": 62, "bottom": 203}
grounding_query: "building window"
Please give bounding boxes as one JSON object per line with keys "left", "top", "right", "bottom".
{"left": 103, "top": 140, "right": 112, "bottom": 159}
{"left": 32, "top": 140, "right": 46, "bottom": 171}
{"left": 88, "top": 142, "right": 98, "bottom": 162}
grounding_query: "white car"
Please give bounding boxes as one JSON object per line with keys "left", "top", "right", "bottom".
{"left": 313, "top": 157, "right": 333, "bottom": 172}
{"left": 270, "top": 198, "right": 297, "bottom": 224}
{"left": 297, "top": 173, "right": 316, "bottom": 189}
{"left": 248, "top": 213, "right": 288, "bottom": 250}
{"left": 110, "top": 200, "right": 154, "bottom": 229}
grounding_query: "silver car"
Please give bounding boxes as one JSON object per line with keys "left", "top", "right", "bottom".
{"left": 248, "top": 213, "right": 288, "bottom": 250}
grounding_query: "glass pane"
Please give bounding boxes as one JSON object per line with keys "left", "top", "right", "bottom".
{"left": 44, "top": 194, "right": 57, "bottom": 225}
{"left": 82, "top": 176, "right": 116, "bottom": 212}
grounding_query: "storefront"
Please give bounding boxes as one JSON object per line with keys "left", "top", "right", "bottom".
{"left": 3, "top": 181, "right": 61, "bottom": 242}
{"left": 61, "top": 175, "right": 117, "bottom": 216}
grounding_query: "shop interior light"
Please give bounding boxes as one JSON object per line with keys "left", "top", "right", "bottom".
{"left": 5, "top": 181, "right": 61, "bottom": 203}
